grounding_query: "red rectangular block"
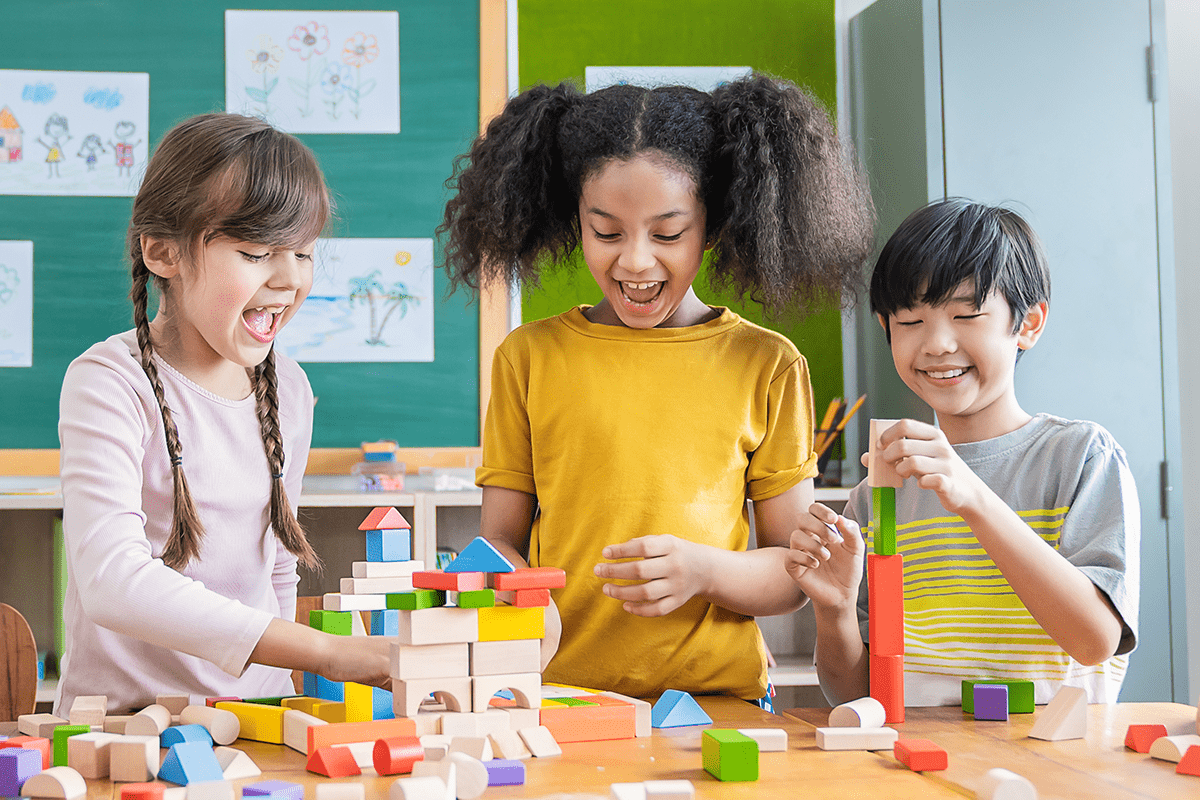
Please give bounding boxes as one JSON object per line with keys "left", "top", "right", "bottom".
{"left": 206, "top": 696, "right": 239, "bottom": 707}
{"left": 867, "top": 554, "right": 904, "bottom": 656}
{"left": 539, "top": 702, "right": 636, "bottom": 743}
{"left": 493, "top": 567, "right": 566, "bottom": 591}
{"left": 413, "top": 571, "right": 486, "bottom": 592}
{"left": 308, "top": 718, "right": 417, "bottom": 756}
{"left": 894, "top": 738, "right": 946, "bottom": 771}
{"left": 497, "top": 588, "right": 552, "bottom": 607}
{"left": 870, "top": 653, "right": 905, "bottom": 724}
{"left": 0, "top": 736, "right": 51, "bottom": 769}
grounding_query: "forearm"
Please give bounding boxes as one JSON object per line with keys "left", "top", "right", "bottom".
{"left": 249, "top": 618, "right": 391, "bottom": 687}
{"left": 813, "top": 605, "right": 869, "bottom": 705}
{"left": 961, "top": 491, "right": 1122, "bottom": 665}
{"left": 696, "top": 544, "right": 807, "bottom": 617}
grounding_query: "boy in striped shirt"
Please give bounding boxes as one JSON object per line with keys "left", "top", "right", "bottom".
{"left": 790, "top": 199, "right": 1138, "bottom": 707}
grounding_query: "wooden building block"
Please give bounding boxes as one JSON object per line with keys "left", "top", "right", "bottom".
{"left": 390, "top": 776, "right": 450, "bottom": 800}
{"left": 155, "top": 695, "right": 190, "bottom": 717}
{"left": 316, "top": 783, "right": 366, "bottom": 800}
{"left": 18, "top": 765, "right": 87, "bottom": 799}
{"left": 1149, "top": 734, "right": 1200, "bottom": 763}
{"left": 411, "top": 758, "right": 458, "bottom": 800}
{"left": 814, "top": 726, "right": 899, "bottom": 751}
{"left": 973, "top": 684, "right": 1010, "bottom": 721}
{"left": 307, "top": 745, "right": 361, "bottom": 778}
{"left": 360, "top": 507, "right": 411, "bottom": 531}
{"left": 976, "top": 767, "right": 1037, "bottom": 800}
{"left": 67, "top": 696, "right": 108, "bottom": 728}
{"left": 242, "top": 780, "right": 304, "bottom": 799}
{"left": 439, "top": 711, "right": 510, "bottom": 739}
{"left": 52, "top": 725, "right": 90, "bottom": 767}
{"left": 871, "top": 486, "right": 897, "bottom": 555}
{"left": 157, "top": 741, "right": 223, "bottom": 785}
{"left": 124, "top": 705, "right": 170, "bottom": 738}
{"left": 364, "top": 531, "right": 411, "bottom": 561}
{"left": 869, "top": 654, "right": 905, "bottom": 724}
{"left": 701, "top": 729, "right": 758, "bottom": 782}
{"left": 539, "top": 702, "right": 637, "bottom": 743}
{"left": 311, "top": 701, "right": 348, "bottom": 724}
{"left": 160, "top": 724, "right": 212, "bottom": 749}
{"left": 355, "top": 560, "right": 424, "bottom": 579}
{"left": 335, "top": 741, "right": 375, "bottom": 770}
{"left": 1028, "top": 686, "right": 1087, "bottom": 741}
{"left": 178, "top": 705, "right": 239, "bottom": 746}
{"left": 119, "top": 783, "right": 166, "bottom": 800}
{"left": 110, "top": 735, "right": 159, "bottom": 782}
{"left": 446, "top": 538, "right": 515, "bottom": 574}
{"left": 488, "top": 729, "right": 531, "bottom": 760}
{"left": 867, "top": 419, "right": 903, "bottom": 488}
{"left": 609, "top": 783, "right": 647, "bottom": 800}
{"left": 309, "top": 609, "right": 353, "bottom": 636}
{"left": 184, "top": 781, "right": 235, "bottom": 800}
{"left": 413, "top": 571, "right": 486, "bottom": 592}
{"left": 1178, "top": 745, "right": 1200, "bottom": 777}
{"left": 477, "top": 606, "right": 544, "bottom": 642}
{"left": 397, "top": 607, "right": 479, "bottom": 646}
{"left": 499, "top": 707, "right": 542, "bottom": 732}
{"left": 0, "top": 735, "right": 51, "bottom": 769}
{"left": 517, "top": 726, "right": 561, "bottom": 757}
{"left": 307, "top": 718, "right": 418, "bottom": 757}
{"left": 484, "top": 758, "right": 525, "bottom": 786}
{"left": 495, "top": 589, "right": 551, "bottom": 608}
{"left": 597, "top": 692, "right": 651, "bottom": 738}
{"left": 829, "top": 696, "right": 886, "bottom": 728}
{"left": 451, "top": 589, "right": 496, "bottom": 609}
{"left": 961, "top": 679, "right": 1036, "bottom": 714}
{"left": 420, "top": 734, "right": 451, "bottom": 761}
{"left": 392, "top": 677, "right": 473, "bottom": 718}
{"left": 374, "top": 736, "right": 426, "bottom": 776}
{"left": 213, "top": 701, "right": 284, "bottom": 744}
{"left": 643, "top": 780, "right": 695, "bottom": 800}
{"left": 323, "top": 593, "right": 388, "bottom": 612}
{"left": 205, "top": 697, "right": 239, "bottom": 708}
{"left": 342, "top": 576, "right": 415, "bottom": 595}
{"left": 492, "top": 568, "right": 566, "bottom": 591}
{"left": 736, "top": 728, "right": 787, "bottom": 752}
{"left": 447, "top": 752, "right": 488, "bottom": 800}
{"left": 343, "top": 683, "right": 376, "bottom": 723}
{"left": 1125, "top": 723, "right": 1169, "bottom": 753}
{"left": 283, "top": 709, "right": 326, "bottom": 753}
{"left": 867, "top": 554, "right": 904, "bottom": 655}
{"left": 651, "top": 690, "right": 711, "bottom": 728}
{"left": 893, "top": 738, "right": 947, "bottom": 771}
{"left": 467, "top": 640, "right": 539, "bottom": 677}
{"left": 281, "top": 697, "right": 321, "bottom": 715}
{"left": 64, "top": 732, "right": 117, "bottom": 779}
{"left": 103, "top": 716, "right": 132, "bottom": 734}
{"left": 472, "top": 672, "right": 541, "bottom": 711}
{"left": 214, "top": 746, "right": 261, "bottom": 780}
{"left": 18, "top": 713, "right": 66, "bottom": 739}
{"left": 449, "top": 736, "right": 493, "bottom": 762}
{"left": 0, "top": 747, "right": 44, "bottom": 796}
{"left": 388, "top": 590, "right": 447, "bottom": 611}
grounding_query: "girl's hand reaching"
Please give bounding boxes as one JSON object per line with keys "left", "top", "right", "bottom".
{"left": 594, "top": 535, "right": 710, "bottom": 617}
{"left": 785, "top": 502, "right": 864, "bottom": 612}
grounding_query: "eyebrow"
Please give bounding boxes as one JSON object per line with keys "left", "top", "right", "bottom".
{"left": 585, "top": 208, "right": 689, "bottom": 222}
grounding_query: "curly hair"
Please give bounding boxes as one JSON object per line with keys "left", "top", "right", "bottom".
{"left": 439, "top": 74, "right": 875, "bottom": 313}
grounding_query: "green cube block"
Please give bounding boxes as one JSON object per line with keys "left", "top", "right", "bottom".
{"left": 960, "top": 679, "right": 1035, "bottom": 714}
{"left": 702, "top": 729, "right": 758, "bottom": 782}
{"left": 309, "top": 609, "right": 353, "bottom": 636}
{"left": 455, "top": 589, "right": 496, "bottom": 608}
{"left": 872, "top": 486, "right": 897, "bottom": 555}
{"left": 53, "top": 724, "right": 90, "bottom": 766}
{"left": 387, "top": 589, "right": 445, "bottom": 610}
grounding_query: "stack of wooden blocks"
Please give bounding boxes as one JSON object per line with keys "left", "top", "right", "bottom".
{"left": 867, "top": 419, "right": 904, "bottom": 725}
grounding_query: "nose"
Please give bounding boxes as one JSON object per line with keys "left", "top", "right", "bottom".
{"left": 269, "top": 251, "right": 307, "bottom": 291}
{"left": 617, "top": 234, "right": 657, "bottom": 273}
{"left": 922, "top": 319, "right": 957, "bottom": 355}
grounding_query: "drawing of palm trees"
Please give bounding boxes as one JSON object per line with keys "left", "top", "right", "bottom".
{"left": 349, "top": 270, "right": 420, "bottom": 346}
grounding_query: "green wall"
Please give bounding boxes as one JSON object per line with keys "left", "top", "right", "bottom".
{"left": 517, "top": 0, "right": 845, "bottom": 422}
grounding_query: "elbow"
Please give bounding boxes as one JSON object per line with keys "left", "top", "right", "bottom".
{"left": 1064, "top": 627, "right": 1121, "bottom": 667}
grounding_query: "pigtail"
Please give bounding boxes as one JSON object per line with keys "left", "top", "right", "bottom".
{"left": 129, "top": 248, "right": 206, "bottom": 570}
{"left": 252, "top": 350, "right": 321, "bottom": 572}
{"left": 710, "top": 74, "right": 875, "bottom": 313}
{"left": 440, "top": 82, "right": 581, "bottom": 292}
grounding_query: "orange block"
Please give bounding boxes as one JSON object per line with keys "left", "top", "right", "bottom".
{"left": 307, "top": 718, "right": 417, "bottom": 756}
{"left": 413, "top": 571, "right": 486, "bottom": 591}
{"left": 120, "top": 783, "right": 165, "bottom": 800}
{"left": 0, "top": 736, "right": 51, "bottom": 769}
{"left": 870, "top": 653, "right": 905, "bottom": 724}
{"left": 894, "top": 739, "right": 946, "bottom": 771}
{"left": 867, "top": 554, "right": 904, "bottom": 656}
{"left": 373, "top": 736, "right": 425, "bottom": 775}
{"left": 539, "top": 702, "right": 636, "bottom": 743}
{"left": 1177, "top": 745, "right": 1200, "bottom": 777}
{"left": 493, "top": 568, "right": 566, "bottom": 591}
{"left": 307, "top": 745, "right": 362, "bottom": 778}
{"left": 511, "top": 588, "right": 551, "bottom": 607}
{"left": 1124, "top": 723, "right": 1169, "bottom": 753}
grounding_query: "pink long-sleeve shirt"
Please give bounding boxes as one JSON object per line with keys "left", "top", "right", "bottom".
{"left": 56, "top": 330, "right": 312, "bottom": 715}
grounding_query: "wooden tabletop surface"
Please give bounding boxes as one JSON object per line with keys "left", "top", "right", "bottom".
{"left": 3, "top": 697, "right": 1198, "bottom": 799}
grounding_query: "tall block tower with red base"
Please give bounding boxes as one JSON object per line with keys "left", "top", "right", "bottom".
{"left": 868, "top": 419, "right": 904, "bottom": 724}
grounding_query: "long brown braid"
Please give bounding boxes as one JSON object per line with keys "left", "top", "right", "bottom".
{"left": 127, "top": 113, "right": 329, "bottom": 572}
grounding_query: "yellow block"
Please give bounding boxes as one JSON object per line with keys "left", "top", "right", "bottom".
{"left": 281, "top": 697, "right": 322, "bottom": 715}
{"left": 312, "top": 701, "right": 347, "bottom": 724}
{"left": 214, "top": 701, "right": 285, "bottom": 744}
{"left": 343, "top": 682, "right": 373, "bottom": 723}
{"left": 477, "top": 605, "right": 544, "bottom": 642}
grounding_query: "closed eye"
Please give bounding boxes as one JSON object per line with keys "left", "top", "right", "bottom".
{"left": 239, "top": 250, "right": 269, "bottom": 263}
{"left": 954, "top": 313, "right": 984, "bottom": 320}
{"left": 894, "top": 319, "right": 922, "bottom": 326}
{"left": 591, "top": 229, "right": 620, "bottom": 241}
{"left": 656, "top": 233, "right": 683, "bottom": 242}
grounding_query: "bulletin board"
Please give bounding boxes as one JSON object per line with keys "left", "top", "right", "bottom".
{"left": 517, "top": 0, "right": 848, "bottom": 417}
{"left": 0, "top": 0, "right": 488, "bottom": 454}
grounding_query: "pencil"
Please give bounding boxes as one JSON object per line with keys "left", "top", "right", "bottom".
{"left": 815, "top": 394, "right": 866, "bottom": 462}
{"left": 813, "top": 398, "right": 842, "bottom": 455}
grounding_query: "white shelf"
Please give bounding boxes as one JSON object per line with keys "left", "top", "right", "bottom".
{"left": 768, "top": 655, "right": 819, "bottom": 687}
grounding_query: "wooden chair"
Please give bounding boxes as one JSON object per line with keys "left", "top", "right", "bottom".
{"left": 0, "top": 603, "right": 38, "bottom": 721}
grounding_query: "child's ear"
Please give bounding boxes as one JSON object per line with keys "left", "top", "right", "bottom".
{"left": 1017, "top": 301, "right": 1049, "bottom": 350}
{"left": 141, "top": 235, "right": 180, "bottom": 279}
{"left": 877, "top": 313, "right": 892, "bottom": 344}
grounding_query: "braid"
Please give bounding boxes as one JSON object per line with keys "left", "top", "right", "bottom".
{"left": 130, "top": 254, "right": 205, "bottom": 570}
{"left": 252, "top": 350, "right": 320, "bottom": 571}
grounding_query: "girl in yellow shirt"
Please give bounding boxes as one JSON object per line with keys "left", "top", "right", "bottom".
{"left": 439, "top": 75, "right": 873, "bottom": 701}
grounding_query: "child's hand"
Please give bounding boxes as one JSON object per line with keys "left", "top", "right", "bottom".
{"left": 785, "top": 503, "right": 864, "bottom": 612}
{"left": 320, "top": 631, "right": 392, "bottom": 689}
{"left": 879, "top": 419, "right": 988, "bottom": 515}
{"left": 594, "top": 535, "right": 708, "bottom": 617}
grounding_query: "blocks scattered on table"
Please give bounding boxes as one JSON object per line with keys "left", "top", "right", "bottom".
{"left": 485, "top": 758, "right": 525, "bottom": 786}
{"left": 828, "top": 696, "right": 886, "bottom": 729}
{"left": 650, "top": 690, "right": 712, "bottom": 728}
{"left": 1125, "top": 723, "right": 1169, "bottom": 753}
{"left": 815, "top": 726, "right": 899, "bottom": 751}
{"left": 1028, "top": 686, "right": 1087, "bottom": 741}
{"left": 1149, "top": 734, "right": 1200, "bottom": 763}
{"left": 110, "top": 735, "right": 159, "bottom": 782}
{"left": 214, "top": 702, "right": 285, "bottom": 744}
{"left": 973, "top": 684, "right": 1010, "bottom": 721}
{"left": 736, "top": 728, "right": 787, "bottom": 752}
{"left": 67, "top": 695, "right": 107, "bottom": 727}
{"left": 158, "top": 741, "right": 224, "bottom": 785}
{"left": 66, "top": 731, "right": 119, "bottom": 778}
{"left": 18, "top": 765, "right": 87, "bottom": 799}
{"left": 125, "top": 704, "right": 171, "bottom": 737}
{"left": 17, "top": 714, "right": 66, "bottom": 740}
{"left": 0, "top": 735, "right": 52, "bottom": 769}
{"left": 894, "top": 738, "right": 947, "bottom": 771}
{"left": 701, "top": 729, "right": 758, "bottom": 782}
{"left": 961, "top": 679, "right": 1035, "bottom": 714}
{"left": 0, "top": 746, "right": 43, "bottom": 797}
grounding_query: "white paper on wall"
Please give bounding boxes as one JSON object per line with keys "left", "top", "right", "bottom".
{"left": 585, "top": 66, "right": 752, "bottom": 93}
{"left": 0, "top": 240, "right": 34, "bottom": 367}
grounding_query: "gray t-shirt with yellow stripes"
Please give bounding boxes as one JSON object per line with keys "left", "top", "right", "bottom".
{"left": 847, "top": 413, "right": 1139, "bottom": 706}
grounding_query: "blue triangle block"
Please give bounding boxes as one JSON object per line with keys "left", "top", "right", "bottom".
{"left": 161, "top": 724, "right": 214, "bottom": 748}
{"left": 158, "top": 741, "right": 224, "bottom": 785}
{"left": 651, "top": 690, "right": 713, "bottom": 728}
{"left": 445, "top": 536, "right": 515, "bottom": 573}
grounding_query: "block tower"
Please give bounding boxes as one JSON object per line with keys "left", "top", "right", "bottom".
{"left": 867, "top": 419, "right": 904, "bottom": 724}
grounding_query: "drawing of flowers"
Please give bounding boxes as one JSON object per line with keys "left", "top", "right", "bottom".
{"left": 287, "top": 21, "right": 330, "bottom": 118}
{"left": 341, "top": 32, "right": 379, "bottom": 120}
{"left": 349, "top": 270, "right": 419, "bottom": 346}
{"left": 245, "top": 35, "right": 283, "bottom": 115}
{"left": 321, "top": 64, "right": 351, "bottom": 120}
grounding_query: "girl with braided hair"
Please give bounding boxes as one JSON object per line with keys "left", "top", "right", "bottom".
{"left": 442, "top": 75, "right": 875, "bottom": 701}
{"left": 56, "top": 113, "right": 389, "bottom": 715}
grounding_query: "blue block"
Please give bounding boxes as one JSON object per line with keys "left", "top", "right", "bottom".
{"left": 445, "top": 536, "right": 515, "bottom": 573}
{"left": 161, "top": 724, "right": 214, "bottom": 748}
{"left": 371, "top": 609, "right": 399, "bottom": 636}
{"left": 373, "top": 686, "right": 395, "bottom": 720}
{"left": 366, "top": 529, "right": 411, "bottom": 562}
{"left": 651, "top": 690, "right": 713, "bottom": 728}
{"left": 242, "top": 779, "right": 305, "bottom": 799}
{"left": 314, "top": 674, "right": 344, "bottom": 702}
{"left": 158, "top": 741, "right": 224, "bottom": 785}
{"left": 303, "top": 671, "right": 318, "bottom": 697}
{"left": 973, "top": 684, "right": 1010, "bottom": 721}
{"left": 0, "top": 747, "right": 43, "bottom": 797}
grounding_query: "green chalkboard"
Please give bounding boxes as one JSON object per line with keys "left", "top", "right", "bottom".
{"left": 518, "top": 0, "right": 847, "bottom": 422}
{"left": 0, "top": 0, "right": 481, "bottom": 449}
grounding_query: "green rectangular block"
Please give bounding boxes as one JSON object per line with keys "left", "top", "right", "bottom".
{"left": 242, "top": 696, "right": 300, "bottom": 706}
{"left": 702, "top": 729, "right": 758, "bottom": 782}
{"left": 872, "top": 486, "right": 897, "bottom": 555}
{"left": 309, "top": 609, "right": 353, "bottom": 636}
{"left": 52, "top": 725, "right": 90, "bottom": 767}
{"left": 553, "top": 697, "right": 598, "bottom": 707}
{"left": 387, "top": 589, "right": 445, "bottom": 610}
{"left": 455, "top": 589, "right": 496, "bottom": 608}
{"left": 960, "top": 679, "right": 1035, "bottom": 714}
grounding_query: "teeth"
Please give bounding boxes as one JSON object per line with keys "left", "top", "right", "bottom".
{"left": 623, "top": 281, "right": 660, "bottom": 290}
{"left": 927, "top": 368, "right": 966, "bottom": 379}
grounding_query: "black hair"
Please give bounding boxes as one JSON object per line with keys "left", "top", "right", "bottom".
{"left": 870, "top": 198, "right": 1051, "bottom": 341}
{"left": 439, "top": 74, "right": 875, "bottom": 313}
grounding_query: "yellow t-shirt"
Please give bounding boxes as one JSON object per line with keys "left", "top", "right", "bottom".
{"left": 477, "top": 306, "right": 817, "bottom": 699}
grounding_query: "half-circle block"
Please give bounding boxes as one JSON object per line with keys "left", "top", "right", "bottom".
{"left": 1149, "top": 734, "right": 1200, "bottom": 763}
{"left": 161, "top": 724, "right": 214, "bottom": 748}
{"left": 20, "top": 766, "right": 87, "bottom": 799}
{"left": 650, "top": 691, "right": 712, "bottom": 729}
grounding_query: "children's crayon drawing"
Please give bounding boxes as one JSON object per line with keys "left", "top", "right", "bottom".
{"left": 225, "top": 10, "right": 400, "bottom": 134}
{"left": 0, "top": 241, "right": 34, "bottom": 367}
{"left": 0, "top": 70, "right": 148, "bottom": 196}
{"left": 276, "top": 238, "right": 433, "bottom": 362}
{"left": 585, "top": 66, "right": 752, "bottom": 93}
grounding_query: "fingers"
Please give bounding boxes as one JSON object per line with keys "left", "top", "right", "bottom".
{"left": 601, "top": 535, "right": 668, "bottom": 562}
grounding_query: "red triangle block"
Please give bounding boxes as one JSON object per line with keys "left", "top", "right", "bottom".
{"left": 359, "top": 507, "right": 411, "bottom": 531}
{"left": 1124, "top": 723, "right": 1168, "bottom": 753}
{"left": 1178, "top": 745, "right": 1200, "bottom": 777}
{"left": 306, "top": 745, "right": 361, "bottom": 778}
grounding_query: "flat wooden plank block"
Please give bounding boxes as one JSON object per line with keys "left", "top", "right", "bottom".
{"left": 815, "top": 726, "right": 898, "bottom": 751}
{"left": 468, "top": 640, "right": 540, "bottom": 676}
{"left": 353, "top": 560, "right": 424, "bottom": 578}
{"left": 492, "top": 568, "right": 566, "bottom": 591}
{"left": 307, "top": 718, "right": 417, "bottom": 757}
{"left": 477, "top": 606, "right": 544, "bottom": 641}
{"left": 413, "top": 572, "right": 486, "bottom": 592}
{"left": 539, "top": 703, "right": 636, "bottom": 743}
{"left": 341, "top": 576, "right": 415, "bottom": 595}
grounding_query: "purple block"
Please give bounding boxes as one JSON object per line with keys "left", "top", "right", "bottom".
{"left": 973, "top": 683, "right": 1010, "bottom": 721}
{"left": 485, "top": 758, "right": 526, "bottom": 786}
{"left": 0, "top": 747, "right": 43, "bottom": 797}
{"left": 243, "top": 780, "right": 305, "bottom": 799}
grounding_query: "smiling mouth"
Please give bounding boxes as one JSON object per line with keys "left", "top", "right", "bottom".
{"left": 243, "top": 306, "right": 285, "bottom": 343}
{"left": 619, "top": 280, "right": 664, "bottom": 307}
{"left": 923, "top": 367, "right": 969, "bottom": 379}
